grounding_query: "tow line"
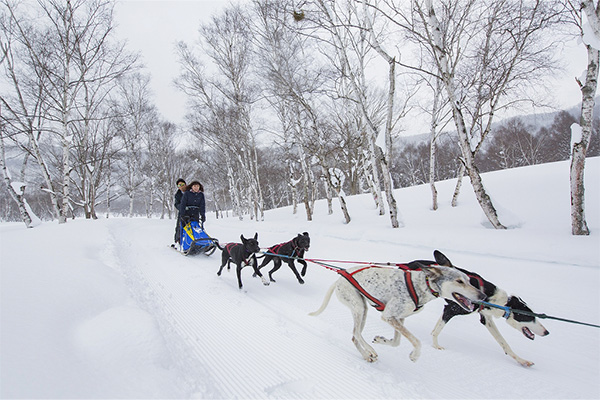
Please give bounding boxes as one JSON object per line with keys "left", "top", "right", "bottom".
{"left": 474, "top": 300, "right": 600, "bottom": 328}
{"left": 259, "top": 251, "right": 600, "bottom": 329}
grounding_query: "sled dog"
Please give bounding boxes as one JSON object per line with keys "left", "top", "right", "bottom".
{"left": 217, "top": 233, "right": 268, "bottom": 289}
{"left": 258, "top": 232, "right": 310, "bottom": 284}
{"left": 310, "top": 250, "right": 485, "bottom": 363}
{"left": 430, "top": 263, "right": 549, "bottom": 367}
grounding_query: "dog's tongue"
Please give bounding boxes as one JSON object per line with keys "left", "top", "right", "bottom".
{"left": 453, "top": 293, "right": 474, "bottom": 311}
{"left": 523, "top": 327, "right": 535, "bottom": 340}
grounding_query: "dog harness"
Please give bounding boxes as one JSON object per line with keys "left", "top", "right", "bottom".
{"left": 225, "top": 243, "right": 252, "bottom": 265}
{"left": 269, "top": 239, "right": 306, "bottom": 258}
{"left": 396, "top": 264, "right": 440, "bottom": 311}
{"left": 337, "top": 265, "right": 440, "bottom": 312}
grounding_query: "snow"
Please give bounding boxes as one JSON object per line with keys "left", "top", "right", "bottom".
{"left": 572, "top": 123, "right": 584, "bottom": 152}
{"left": 582, "top": 12, "right": 600, "bottom": 51}
{"left": 1, "top": 158, "right": 599, "bottom": 399}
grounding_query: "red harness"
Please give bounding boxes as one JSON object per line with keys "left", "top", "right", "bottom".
{"left": 224, "top": 243, "right": 252, "bottom": 265}
{"left": 337, "top": 264, "right": 439, "bottom": 312}
{"left": 269, "top": 239, "right": 305, "bottom": 258}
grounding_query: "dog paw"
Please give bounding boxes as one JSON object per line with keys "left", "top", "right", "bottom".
{"left": 364, "top": 353, "right": 378, "bottom": 363}
{"left": 518, "top": 359, "right": 534, "bottom": 367}
{"left": 373, "top": 336, "right": 390, "bottom": 344}
{"left": 409, "top": 350, "right": 421, "bottom": 362}
{"left": 432, "top": 344, "right": 445, "bottom": 350}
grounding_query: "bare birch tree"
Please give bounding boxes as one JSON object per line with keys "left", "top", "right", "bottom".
{"left": 409, "top": 0, "right": 561, "bottom": 228}
{"left": 566, "top": 0, "right": 599, "bottom": 235}
{"left": 311, "top": 0, "right": 406, "bottom": 227}
{"left": 113, "top": 72, "right": 155, "bottom": 217}
{"left": 177, "top": 5, "right": 265, "bottom": 221}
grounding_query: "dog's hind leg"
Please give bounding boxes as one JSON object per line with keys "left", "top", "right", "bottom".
{"left": 336, "top": 284, "right": 378, "bottom": 362}
{"left": 267, "top": 258, "right": 282, "bottom": 282}
{"left": 217, "top": 253, "right": 229, "bottom": 277}
{"left": 254, "top": 255, "right": 272, "bottom": 277}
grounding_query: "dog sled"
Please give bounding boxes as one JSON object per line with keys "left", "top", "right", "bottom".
{"left": 177, "top": 218, "right": 219, "bottom": 256}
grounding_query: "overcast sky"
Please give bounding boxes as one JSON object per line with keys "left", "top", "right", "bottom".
{"left": 113, "top": 0, "right": 589, "bottom": 135}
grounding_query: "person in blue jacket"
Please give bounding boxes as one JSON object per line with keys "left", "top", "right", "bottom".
{"left": 179, "top": 180, "right": 206, "bottom": 224}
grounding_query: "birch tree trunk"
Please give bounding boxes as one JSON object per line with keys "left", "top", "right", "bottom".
{"left": 362, "top": 151, "right": 383, "bottom": 214}
{"left": 317, "top": 0, "right": 399, "bottom": 227}
{"left": 424, "top": 0, "right": 506, "bottom": 229}
{"left": 0, "top": 114, "right": 34, "bottom": 228}
{"left": 571, "top": 0, "right": 599, "bottom": 236}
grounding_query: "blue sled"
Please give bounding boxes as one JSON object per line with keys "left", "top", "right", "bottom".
{"left": 179, "top": 220, "right": 218, "bottom": 256}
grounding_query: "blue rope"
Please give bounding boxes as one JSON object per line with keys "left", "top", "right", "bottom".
{"left": 474, "top": 300, "right": 600, "bottom": 328}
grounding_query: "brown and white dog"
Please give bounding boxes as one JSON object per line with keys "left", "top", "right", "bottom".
{"left": 310, "top": 251, "right": 485, "bottom": 363}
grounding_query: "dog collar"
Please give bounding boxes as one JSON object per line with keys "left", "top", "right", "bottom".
{"left": 425, "top": 276, "right": 440, "bottom": 297}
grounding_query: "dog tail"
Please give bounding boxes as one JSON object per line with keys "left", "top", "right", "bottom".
{"left": 215, "top": 241, "right": 224, "bottom": 250}
{"left": 309, "top": 282, "right": 336, "bottom": 316}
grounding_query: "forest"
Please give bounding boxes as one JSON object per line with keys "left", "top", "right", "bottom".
{"left": 1, "top": 0, "right": 598, "bottom": 235}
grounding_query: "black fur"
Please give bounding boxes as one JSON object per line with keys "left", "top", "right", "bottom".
{"left": 258, "top": 232, "right": 310, "bottom": 284}
{"left": 216, "top": 233, "right": 263, "bottom": 289}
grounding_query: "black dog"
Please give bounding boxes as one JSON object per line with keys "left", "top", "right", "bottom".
{"left": 430, "top": 258, "right": 549, "bottom": 367}
{"left": 257, "top": 232, "right": 310, "bottom": 284}
{"left": 216, "top": 233, "right": 268, "bottom": 289}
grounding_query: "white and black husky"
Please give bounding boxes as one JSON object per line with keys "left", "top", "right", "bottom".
{"left": 430, "top": 255, "right": 549, "bottom": 367}
{"left": 310, "top": 251, "right": 486, "bottom": 363}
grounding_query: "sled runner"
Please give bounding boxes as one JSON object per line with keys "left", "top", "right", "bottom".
{"left": 178, "top": 218, "right": 219, "bottom": 256}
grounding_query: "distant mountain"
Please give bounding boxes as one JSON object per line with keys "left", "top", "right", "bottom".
{"left": 398, "top": 97, "right": 600, "bottom": 146}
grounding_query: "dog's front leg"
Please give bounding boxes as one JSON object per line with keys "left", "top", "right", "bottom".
{"left": 484, "top": 317, "right": 534, "bottom": 367}
{"left": 373, "top": 318, "right": 403, "bottom": 347}
{"left": 381, "top": 305, "right": 421, "bottom": 362}
{"left": 431, "top": 316, "right": 447, "bottom": 350}
{"left": 250, "top": 256, "right": 269, "bottom": 286}
{"left": 299, "top": 259, "right": 308, "bottom": 277}
{"left": 287, "top": 261, "right": 305, "bottom": 284}
{"left": 389, "top": 318, "right": 421, "bottom": 362}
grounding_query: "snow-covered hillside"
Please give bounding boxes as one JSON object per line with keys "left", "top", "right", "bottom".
{"left": 1, "top": 158, "right": 599, "bottom": 399}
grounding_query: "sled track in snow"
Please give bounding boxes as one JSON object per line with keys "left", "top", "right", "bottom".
{"left": 106, "top": 222, "right": 398, "bottom": 399}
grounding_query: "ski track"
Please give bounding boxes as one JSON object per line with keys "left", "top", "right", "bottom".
{"left": 101, "top": 218, "right": 599, "bottom": 399}
{"left": 105, "top": 219, "right": 397, "bottom": 399}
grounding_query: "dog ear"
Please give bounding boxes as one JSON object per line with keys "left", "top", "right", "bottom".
{"left": 423, "top": 266, "right": 443, "bottom": 280}
{"left": 240, "top": 234, "right": 245, "bottom": 242}
{"left": 303, "top": 232, "right": 309, "bottom": 237}
{"left": 254, "top": 232, "right": 258, "bottom": 240}
{"left": 434, "top": 250, "right": 453, "bottom": 267}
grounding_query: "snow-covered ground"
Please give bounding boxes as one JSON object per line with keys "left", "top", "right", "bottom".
{"left": 1, "top": 158, "right": 599, "bottom": 399}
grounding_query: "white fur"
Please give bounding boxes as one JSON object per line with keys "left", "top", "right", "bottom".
{"left": 310, "top": 265, "right": 484, "bottom": 363}
{"left": 431, "top": 287, "right": 549, "bottom": 367}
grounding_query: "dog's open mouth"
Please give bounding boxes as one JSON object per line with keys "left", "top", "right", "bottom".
{"left": 522, "top": 327, "right": 535, "bottom": 340}
{"left": 452, "top": 293, "right": 475, "bottom": 311}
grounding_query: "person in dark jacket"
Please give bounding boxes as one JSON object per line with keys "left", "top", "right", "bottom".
{"left": 179, "top": 180, "right": 206, "bottom": 224}
{"left": 173, "top": 178, "right": 186, "bottom": 245}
